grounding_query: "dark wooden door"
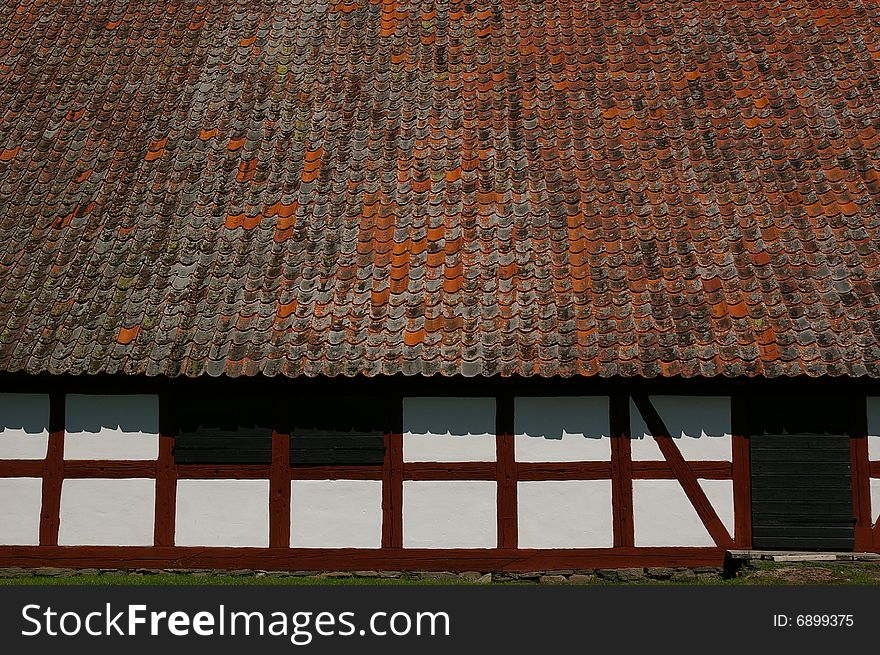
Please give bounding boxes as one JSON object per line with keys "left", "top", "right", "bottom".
{"left": 750, "top": 434, "right": 854, "bottom": 551}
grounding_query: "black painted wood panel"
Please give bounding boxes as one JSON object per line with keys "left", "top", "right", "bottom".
{"left": 174, "top": 429, "right": 386, "bottom": 466}
{"left": 174, "top": 431, "right": 273, "bottom": 464}
{"left": 290, "top": 430, "right": 385, "bottom": 466}
{"left": 750, "top": 434, "right": 854, "bottom": 551}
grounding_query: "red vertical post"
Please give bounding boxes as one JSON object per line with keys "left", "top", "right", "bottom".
{"left": 496, "top": 393, "right": 517, "bottom": 549}
{"left": 39, "top": 390, "right": 65, "bottom": 546}
{"left": 851, "top": 396, "right": 872, "bottom": 551}
{"left": 382, "top": 397, "right": 403, "bottom": 549}
{"left": 730, "top": 394, "right": 752, "bottom": 548}
{"left": 610, "top": 393, "right": 634, "bottom": 547}
{"left": 270, "top": 429, "right": 291, "bottom": 548}
{"left": 154, "top": 394, "right": 178, "bottom": 546}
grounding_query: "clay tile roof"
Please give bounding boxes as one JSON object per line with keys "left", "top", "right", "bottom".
{"left": 1, "top": 0, "right": 880, "bottom": 379}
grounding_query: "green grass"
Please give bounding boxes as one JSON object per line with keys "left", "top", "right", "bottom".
{"left": 723, "top": 561, "right": 880, "bottom": 586}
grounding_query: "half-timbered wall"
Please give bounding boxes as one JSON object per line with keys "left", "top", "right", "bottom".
{"left": 0, "top": 380, "right": 877, "bottom": 570}
{"left": 59, "top": 395, "right": 158, "bottom": 547}
{"left": 629, "top": 396, "right": 734, "bottom": 548}
{"left": 515, "top": 396, "right": 612, "bottom": 548}
{"left": 403, "top": 397, "right": 498, "bottom": 548}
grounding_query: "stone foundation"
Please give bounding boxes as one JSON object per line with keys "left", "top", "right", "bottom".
{"left": 0, "top": 566, "right": 725, "bottom": 583}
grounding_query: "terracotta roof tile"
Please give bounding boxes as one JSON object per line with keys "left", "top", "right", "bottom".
{"left": 1, "top": 0, "right": 880, "bottom": 378}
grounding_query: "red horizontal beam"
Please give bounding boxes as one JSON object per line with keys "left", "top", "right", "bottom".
{"left": 0, "top": 460, "right": 735, "bottom": 481}
{"left": 870, "top": 462, "right": 880, "bottom": 478}
{"left": 403, "top": 462, "right": 496, "bottom": 480}
{"left": 517, "top": 462, "right": 611, "bottom": 480}
{"left": 632, "top": 461, "right": 733, "bottom": 480}
{"left": 0, "top": 546, "right": 730, "bottom": 572}
{"left": 290, "top": 465, "right": 383, "bottom": 480}
{"left": 176, "top": 465, "right": 270, "bottom": 479}
{"left": 0, "top": 460, "right": 44, "bottom": 477}
{"left": 63, "top": 461, "right": 157, "bottom": 478}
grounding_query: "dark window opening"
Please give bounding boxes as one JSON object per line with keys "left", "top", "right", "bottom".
{"left": 290, "top": 429, "right": 385, "bottom": 465}
{"left": 171, "top": 393, "right": 389, "bottom": 466}
{"left": 744, "top": 392, "right": 861, "bottom": 436}
{"left": 173, "top": 395, "right": 274, "bottom": 464}
{"left": 288, "top": 395, "right": 388, "bottom": 466}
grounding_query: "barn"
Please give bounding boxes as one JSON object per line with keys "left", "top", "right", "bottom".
{"left": 1, "top": 0, "right": 879, "bottom": 572}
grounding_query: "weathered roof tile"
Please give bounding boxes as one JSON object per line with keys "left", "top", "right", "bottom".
{"left": 1, "top": 0, "right": 880, "bottom": 378}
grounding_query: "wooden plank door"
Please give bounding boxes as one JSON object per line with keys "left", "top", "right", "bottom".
{"left": 750, "top": 434, "right": 854, "bottom": 551}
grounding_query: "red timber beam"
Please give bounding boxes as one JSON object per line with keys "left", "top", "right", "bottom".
{"left": 0, "top": 546, "right": 726, "bottom": 572}
{"left": 518, "top": 462, "right": 610, "bottom": 480}
{"left": 39, "top": 391, "right": 65, "bottom": 546}
{"left": 176, "top": 465, "right": 269, "bottom": 479}
{"left": 270, "top": 429, "right": 291, "bottom": 549}
{"left": 610, "top": 393, "right": 633, "bottom": 547}
{"left": 269, "top": 397, "right": 291, "bottom": 548}
{"left": 405, "top": 462, "right": 496, "bottom": 480}
{"left": 849, "top": 396, "right": 873, "bottom": 551}
{"left": 154, "top": 394, "right": 177, "bottom": 546}
{"left": 496, "top": 393, "right": 517, "bottom": 549}
{"left": 64, "top": 461, "right": 158, "bottom": 478}
{"left": 730, "top": 394, "right": 752, "bottom": 548}
{"left": 0, "top": 460, "right": 44, "bottom": 476}
{"left": 631, "top": 461, "right": 732, "bottom": 479}
{"left": 381, "top": 399, "right": 403, "bottom": 549}
{"left": 631, "top": 394, "right": 734, "bottom": 549}
{"left": 0, "top": 458, "right": 737, "bottom": 486}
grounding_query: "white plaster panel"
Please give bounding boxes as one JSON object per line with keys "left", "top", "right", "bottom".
{"left": 630, "top": 396, "right": 732, "bottom": 461}
{"left": 0, "top": 393, "right": 49, "bottom": 460}
{"left": 0, "top": 477, "right": 42, "bottom": 545}
{"left": 867, "top": 397, "right": 880, "bottom": 461}
{"left": 514, "top": 396, "right": 610, "bottom": 462}
{"left": 632, "top": 480, "right": 714, "bottom": 547}
{"left": 403, "top": 480, "right": 496, "bottom": 548}
{"left": 872, "top": 479, "right": 880, "bottom": 526}
{"left": 290, "top": 480, "right": 382, "bottom": 548}
{"left": 403, "top": 397, "right": 496, "bottom": 462}
{"left": 517, "top": 480, "right": 613, "bottom": 548}
{"left": 65, "top": 394, "right": 159, "bottom": 460}
{"left": 698, "top": 479, "right": 735, "bottom": 536}
{"left": 175, "top": 479, "right": 269, "bottom": 547}
{"left": 58, "top": 478, "right": 155, "bottom": 546}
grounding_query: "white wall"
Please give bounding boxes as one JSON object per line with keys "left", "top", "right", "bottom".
{"left": 58, "top": 478, "right": 155, "bottom": 546}
{"left": 632, "top": 480, "right": 715, "bottom": 547}
{"left": 403, "top": 480, "right": 496, "bottom": 548}
{"left": 867, "top": 397, "right": 880, "bottom": 461}
{"left": 0, "top": 393, "right": 49, "bottom": 460}
{"left": 514, "top": 397, "right": 610, "bottom": 462}
{"left": 65, "top": 395, "right": 159, "bottom": 460}
{"left": 403, "top": 397, "right": 496, "bottom": 462}
{"left": 290, "top": 480, "right": 382, "bottom": 548}
{"left": 630, "top": 396, "right": 732, "bottom": 461}
{"left": 517, "top": 480, "right": 613, "bottom": 548}
{"left": 0, "top": 478, "right": 42, "bottom": 545}
{"left": 175, "top": 479, "right": 269, "bottom": 547}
